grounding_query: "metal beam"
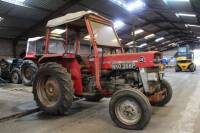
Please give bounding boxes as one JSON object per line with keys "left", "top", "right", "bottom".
{"left": 144, "top": 36, "right": 197, "bottom": 50}
{"left": 0, "top": 13, "right": 38, "bottom": 22}
{"left": 1, "top": 1, "right": 53, "bottom": 12}
{"left": 137, "top": 19, "right": 198, "bottom": 29}
{"left": 0, "top": 26, "right": 26, "bottom": 31}
{"left": 122, "top": 27, "right": 194, "bottom": 45}
{"left": 145, "top": 33, "right": 195, "bottom": 46}
{"left": 153, "top": 37, "right": 198, "bottom": 50}
{"left": 161, "top": 40, "right": 200, "bottom": 51}
{"left": 14, "top": 0, "right": 82, "bottom": 41}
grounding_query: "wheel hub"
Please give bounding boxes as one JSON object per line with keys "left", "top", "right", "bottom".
{"left": 12, "top": 73, "right": 18, "bottom": 82}
{"left": 37, "top": 77, "right": 61, "bottom": 107}
{"left": 115, "top": 99, "right": 142, "bottom": 125}
{"left": 121, "top": 104, "right": 138, "bottom": 119}
{"left": 24, "top": 67, "right": 33, "bottom": 79}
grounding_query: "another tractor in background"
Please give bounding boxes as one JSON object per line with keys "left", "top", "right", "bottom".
{"left": 0, "top": 58, "right": 23, "bottom": 84}
{"left": 175, "top": 46, "right": 196, "bottom": 72}
{"left": 21, "top": 37, "right": 65, "bottom": 86}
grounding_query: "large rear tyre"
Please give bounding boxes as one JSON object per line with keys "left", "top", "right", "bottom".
{"left": 11, "top": 68, "right": 22, "bottom": 84}
{"left": 33, "top": 62, "right": 74, "bottom": 115}
{"left": 151, "top": 79, "right": 172, "bottom": 106}
{"left": 21, "top": 60, "right": 38, "bottom": 86}
{"left": 109, "top": 88, "right": 152, "bottom": 130}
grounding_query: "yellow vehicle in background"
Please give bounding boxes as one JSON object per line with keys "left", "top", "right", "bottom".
{"left": 175, "top": 46, "right": 196, "bottom": 72}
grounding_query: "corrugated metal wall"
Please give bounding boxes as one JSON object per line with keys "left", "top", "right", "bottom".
{"left": 163, "top": 49, "right": 176, "bottom": 57}
{"left": 0, "top": 39, "right": 14, "bottom": 59}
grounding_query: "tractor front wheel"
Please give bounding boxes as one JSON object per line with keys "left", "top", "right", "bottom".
{"left": 109, "top": 88, "right": 152, "bottom": 130}
{"left": 33, "top": 62, "right": 74, "bottom": 115}
{"left": 11, "top": 68, "right": 22, "bottom": 84}
{"left": 21, "top": 60, "right": 38, "bottom": 86}
{"left": 151, "top": 79, "right": 172, "bottom": 106}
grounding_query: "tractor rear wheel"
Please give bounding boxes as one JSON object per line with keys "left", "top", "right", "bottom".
{"left": 151, "top": 79, "right": 172, "bottom": 106}
{"left": 21, "top": 60, "right": 38, "bottom": 86}
{"left": 109, "top": 88, "right": 152, "bottom": 130}
{"left": 11, "top": 68, "right": 22, "bottom": 84}
{"left": 33, "top": 62, "right": 74, "bottom": 115}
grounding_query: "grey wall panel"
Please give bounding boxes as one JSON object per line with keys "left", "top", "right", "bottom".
{"left": 0, "top": 39, "right": 14, "bottom": 58}
{"left": 163, "top": 49, "right": 176, "bottom": 57}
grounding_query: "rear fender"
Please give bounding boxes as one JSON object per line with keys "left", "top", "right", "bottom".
{"left": 38, "top": 56, "right": 83, "bottom": 96}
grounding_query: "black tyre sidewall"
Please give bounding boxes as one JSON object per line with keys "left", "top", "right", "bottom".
{"left": 11, "top": 68, "right": 22, "bottom": 84}
{"left": 33, "top": 63, "right": 73, "bottom": 115}
{"left": 109, "top": 89, "right": 151, "bottom": 130}
{"left": 175, "top": 65, "right": 180, "bottom": 72}
{"left": 151, "top": 79, "right": 172, "bottom": 106}
{"left": 189, "top": 64, "right": 195, "bottom": 72}
{"left": 21, "top": 60, "right": 38, "bottom": 86}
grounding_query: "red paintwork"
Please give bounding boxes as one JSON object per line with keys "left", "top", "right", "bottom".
{"left": 38, "top": 53, "right": 83, "bottom": 96}
{"left": 40, "top": 14, "right": 162, "bottom": 97}
{"left": 85, "top": 17, "right": 102, "bottom": 90}
{"left": 75, "top": 33, "right": 80, "bottom": 54}
{"left": 25, "top": 52, "right": 36, "bottom": 59}
{"left": 102, "top": 51, "right": 161, "bottom": 69}
{"left": 44, "top": 29, "right": 50, "bottom": 54}
{"left": 38, "top": 53, "right": 75, "bottom": 63}
{"left": 68, "top": 60, "right": 83, "bottom": 96}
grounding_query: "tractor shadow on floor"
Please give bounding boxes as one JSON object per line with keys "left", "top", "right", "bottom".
{"left": 17, "top": 99, "right": 103, "bottom": 122}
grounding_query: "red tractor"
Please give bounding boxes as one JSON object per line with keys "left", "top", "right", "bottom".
{"left": 32, "top": 11, "right": 172, "bottom": 130}
{"left": 21, "top": 37, "right": 65, "bottom": 86}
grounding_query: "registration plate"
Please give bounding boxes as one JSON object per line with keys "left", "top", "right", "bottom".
{"left": 112, "top": 63, "right": 135, "bottom": 70}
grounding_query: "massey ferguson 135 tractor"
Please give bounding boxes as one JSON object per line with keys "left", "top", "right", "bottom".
{"left": 21, "top": 37, "right": 65, "bottom": 86}
{"left": 32, "top": 11, "right": 172, "bottom": 130}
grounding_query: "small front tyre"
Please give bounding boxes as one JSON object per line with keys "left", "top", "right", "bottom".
{"left": 21, "top": 60, "right": 38, "bottom": 86}
{"left": 11, "top": 68, "right": 22, "bottom": 84}
{"left": 109, "top": 88, "right": 152, "bottom": 130}
{"left": 151, "top": 79, "right": 172, "bottom": 106}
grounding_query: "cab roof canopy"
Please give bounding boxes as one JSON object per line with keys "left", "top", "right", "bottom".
{"left": 46, "top": 10, "right": 111, "bottom": 28}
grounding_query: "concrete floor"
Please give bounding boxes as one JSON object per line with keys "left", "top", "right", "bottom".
{"left": 0, "top": 68, "right": 200, "bottom": 133}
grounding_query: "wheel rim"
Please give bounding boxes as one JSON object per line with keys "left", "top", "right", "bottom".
{"left": 24, "top": 67, "right": 34, "bottom": 80}
{"left": 115, "top": 98, "right": 142, "bottom": 125}
{"left": 37, "top": 77, "right": 61, "bottom": 107}
{"left": 12, "top": 72, "right": 18, "bottom": 83}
